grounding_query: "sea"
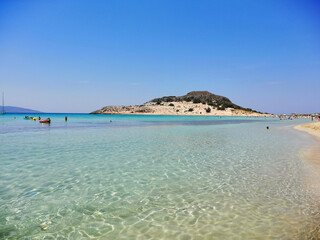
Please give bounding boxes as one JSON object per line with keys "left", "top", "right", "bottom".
{"left": 0, "top": 113, "right": 319, "bottom": 239}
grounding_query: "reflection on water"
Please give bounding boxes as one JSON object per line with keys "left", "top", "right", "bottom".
{"left": 0, "top": 114, "right": 319, "bottom": 239}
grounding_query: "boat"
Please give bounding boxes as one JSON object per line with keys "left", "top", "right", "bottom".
{"left": 24, "top": 116, "right": 34, "bottom": 120}
{"left": 39, "top": 118, "right": 51, "bottom": 124}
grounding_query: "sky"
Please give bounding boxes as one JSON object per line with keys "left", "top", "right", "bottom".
{"left": 0, "top": 0, "right": 319, "bottom": 114}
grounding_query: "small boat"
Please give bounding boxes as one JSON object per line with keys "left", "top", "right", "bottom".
{"left": 39, "top": 118, "right": 51, "bottom": 124}
{"left": 24, "top": 116, "right": 34, "bottom": 120}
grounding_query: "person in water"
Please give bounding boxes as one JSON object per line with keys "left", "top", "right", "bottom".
{"left": 65, "top": 116, "right": 67, "bottom": 121}
{"left": 266, "top": 126, "right": 269, "bottom": 130}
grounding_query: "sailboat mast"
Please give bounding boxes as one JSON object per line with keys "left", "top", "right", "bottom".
{"left": 2, "top": 92, "right": 4, "bottom": 114}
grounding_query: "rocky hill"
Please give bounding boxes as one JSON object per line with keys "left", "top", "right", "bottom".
{"left": 150, "top": 91, "right": 243, "bottom": 110}
{"left": 90, "top": 91, "right": 271, "bottom": 116}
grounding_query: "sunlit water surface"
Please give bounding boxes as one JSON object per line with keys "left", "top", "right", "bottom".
{"left": 1, "top": 114, "right": 319, "bottom": 239}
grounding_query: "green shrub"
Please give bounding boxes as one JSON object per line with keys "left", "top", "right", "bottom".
{"left": 207, "top": 101, "right": 215, "bottom": 106}
{"left": 206, "top": 107, "right": 211, "bottom": 113}
{"left": 193, "top": 98, "right": 201, "bottom": 104}
{"left": 156, "top": 100, "right": 161, "bottom": 105}
{"left": 224, "top": 103, "right": 234, "bottom": 108}
{"left": 217, "top": 106, "right": 225, "bottom": 110}
{"left": 188, "top": 108, "right": 194, "bottom": 112}
{"left": 221, "top": 97, "right": 230, "bottom": 102}
{"left": 169, "top": 103, "right": 174, "bottom": 107}
{"left": 165, "top": 97, "right": 174, "bottom": 102}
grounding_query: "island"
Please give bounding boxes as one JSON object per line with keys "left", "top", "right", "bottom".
{"left": 90, "top": 91, "right": 274, "bottom": 117}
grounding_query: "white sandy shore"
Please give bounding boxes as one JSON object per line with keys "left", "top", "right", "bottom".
{"left": 295, "top": 122, "right": 320, "bottom": 140}
{"left": 295, "top": 122, "right": 320, "bottom": 194}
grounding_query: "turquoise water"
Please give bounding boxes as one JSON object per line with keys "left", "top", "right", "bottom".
{"left": 0, "top": 114, "right": 319, "bottom": 239}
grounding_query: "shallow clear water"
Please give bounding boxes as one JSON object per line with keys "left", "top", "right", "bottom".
{"left": 0, "top": 114, "right": 319, "bottom": 239}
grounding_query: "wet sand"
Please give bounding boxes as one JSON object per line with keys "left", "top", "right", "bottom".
{"left": 295, "top": 121, "right": 320, "bottom": 140}
{"left": 294, "top": 122, "right": 320, "bottom": 238}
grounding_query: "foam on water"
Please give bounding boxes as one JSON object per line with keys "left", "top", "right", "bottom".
{"left": 0, "top": 114, "right": 319, "bottom": 239}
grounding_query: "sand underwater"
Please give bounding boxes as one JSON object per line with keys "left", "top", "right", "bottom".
{"left": 1, "top": 114, "right": 320, "bottom": 239}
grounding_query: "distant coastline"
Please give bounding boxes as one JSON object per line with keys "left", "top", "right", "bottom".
{"left": 3, "top": 106, "right": 42, "bottom": 114}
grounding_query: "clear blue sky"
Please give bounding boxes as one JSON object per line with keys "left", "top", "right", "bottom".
{"left": 0, "top": 0, "right": 319, "bottom": 114}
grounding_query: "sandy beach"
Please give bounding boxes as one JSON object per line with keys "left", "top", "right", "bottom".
{"left": 295, "top": 122, "right": 320, "bottom": 163}
{"left": 295, "top": 121, "right": 320, "bottom": 205}
{"left": 295, "top": 121, "right": 320, "bottom": 140}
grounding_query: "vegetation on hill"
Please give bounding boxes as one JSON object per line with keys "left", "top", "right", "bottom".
{"left": 150, "top": 91, "right": 262, "bottom": 113}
